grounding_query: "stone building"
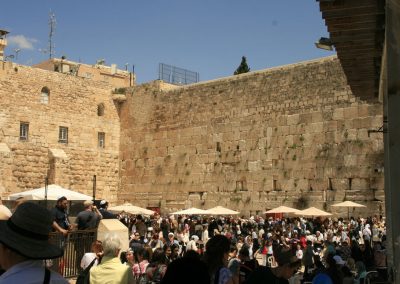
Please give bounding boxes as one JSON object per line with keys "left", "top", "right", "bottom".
{"left": 0, "top": 59, "right": 127, "bottom": 201}
{"left": 0, "top": 54, "right": 384, "bottom": 216}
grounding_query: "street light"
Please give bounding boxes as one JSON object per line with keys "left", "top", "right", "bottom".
{"left": 315, "top": 37, "right": 334, "bottom": 51}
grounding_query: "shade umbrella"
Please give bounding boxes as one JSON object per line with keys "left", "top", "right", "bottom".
{"left": 331, "top": 201, "right": 366, "bottom": 220}
{"left": 295, "top": 207, "right": 332, "bottom": 217}
{"left": 0, "top": 205, "right": 12, "bottom": 220}
{"left": 170, "top": 207, "right": 208, "bottom": 215}
{"left": 265, "top": 206, "right": 300, "bottom": 214}
{"left": 7, "top": 184, "right": 93, "bottom": 201}
{"left": 108, "top": 203, "right": 155, "bottom": 216}
{"left": 205, "top": 206, "right": 240, "bottom": 215}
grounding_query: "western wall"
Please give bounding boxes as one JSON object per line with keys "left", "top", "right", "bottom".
{"left": 0, "top": 56, "right": 384, "bottom": 216}
{"left": 0, "top": 61, "right": 121, "bottom": 200}
{"left": 120, "top": 56, "right": 384, "bottom": 216}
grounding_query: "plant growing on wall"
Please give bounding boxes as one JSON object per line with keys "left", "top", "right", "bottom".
{"left": 234, "top": 56, "right": 250, "bottom": 75}
{"left": 295, "top": 196, "right": 309, "bottom": 209}
{"left": 112, "top": 87, "right": 127, "bottom": 94}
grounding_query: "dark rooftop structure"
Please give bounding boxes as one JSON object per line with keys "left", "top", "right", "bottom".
{"left": 318, "top": 0, "right": 385, "bottom": 101}
{"left": 318, "top": 0, "right": 400, "bottom": 282}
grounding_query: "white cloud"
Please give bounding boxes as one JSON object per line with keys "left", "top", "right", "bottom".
{"left": 7, "top": 35, "right": 38, "bottom": 50}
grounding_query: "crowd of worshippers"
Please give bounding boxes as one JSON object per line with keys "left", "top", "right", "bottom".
{"left": 0, "top": 196, "right": 389, "bottom": 284}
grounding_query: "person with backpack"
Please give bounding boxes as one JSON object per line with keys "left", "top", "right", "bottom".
{"left": 132, "top": 247, "right": 150, "bottom": 282}
{"left": 90, "top": 234, "right": 135, "bottom": 284}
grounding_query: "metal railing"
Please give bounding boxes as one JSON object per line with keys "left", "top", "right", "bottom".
{"left": 46, "top": 229, "right": 97, "bottom": 278}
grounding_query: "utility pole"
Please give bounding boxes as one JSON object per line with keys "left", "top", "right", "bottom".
{"left": 48, "top": 12, "right": 56, "bottom": 59}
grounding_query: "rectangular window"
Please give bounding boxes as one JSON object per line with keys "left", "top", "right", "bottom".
{"left": 59, "top": 127, "right": 68, "bottom": 143}
{"left": 98, "top": 132, "right": 105, "bottom": 148}
{"left": 20, "top": 122, "right": 29, "bottom": 140}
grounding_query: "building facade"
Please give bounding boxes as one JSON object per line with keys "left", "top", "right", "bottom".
{"left": 0, "top": 60, "right": 123, "bottom": 200}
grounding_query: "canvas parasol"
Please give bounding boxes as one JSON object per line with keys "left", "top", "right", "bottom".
{"left": 0, "top": 205, "right": 12, "bottom": 220}
{"left": 295, "top": 207, "right": 332, "bottom": 217}
{"left": 265, "top": 206, "right": 300, "bottom": 214}
{"left": 7, "top": 184, "right": 93, "bottom": 201}
{"left": 170, "top": 207, "right": 208, "bottom": 215}
{"left": 331, "top": 201, "right": 366, "bottom": 220}
{"left": 205, "top": 206, "right": 240, "bottom": 215}
{"left": 108, "top": 203, "right": 155, "bottom": 215}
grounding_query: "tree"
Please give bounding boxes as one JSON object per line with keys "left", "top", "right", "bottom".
{"left": 234, "top": 56, "right": 250, "bottom": 75}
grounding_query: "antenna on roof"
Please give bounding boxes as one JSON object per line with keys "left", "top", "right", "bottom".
{"left": 96, "top": 59, "right": 105, "bottom": 65}
{"left": 48, "top": 11, "right": 56, "bottom": 59}
{"left": 14, "top": 48, "right": 21, "bottom": 60}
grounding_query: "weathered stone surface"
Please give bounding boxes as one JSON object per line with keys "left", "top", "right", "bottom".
{"left": 120, "top": 57, "right": 384, "bottom": 216}
{"left": 0, "top": 56, "right": 384, "bottom": 217}
{"left": 0, "top": 63, "right": 120, "bottom": 199}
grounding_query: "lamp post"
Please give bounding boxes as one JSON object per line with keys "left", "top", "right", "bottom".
{"left": 92, "top": 175, "right": 96, "bottom": 203}
{"left": 45, "top": 177, "right": 48, "bottom": 209}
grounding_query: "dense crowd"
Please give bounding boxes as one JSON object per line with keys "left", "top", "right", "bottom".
{"left": 0, "top": 196, "right": 389, "bottom": 284}
{"left": 99, "top": 205, "right": 388, "bottom": 284}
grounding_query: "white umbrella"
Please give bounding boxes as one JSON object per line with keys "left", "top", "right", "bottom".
{"left": 108, "top": 203, "right": 155, "bottom": 215}
{"left": 265, "top": 206, "right": 300, "bottom": 214}
{"left": 331, "top": 201, "right": 366, "bottom": 219}
{"left": 331, "top": 201, "right": 366, "bottom": 208}
{"left": 171, "top": 207, "right": 208, "bottom": 215}
{"left": 7, "top": 184, "right": 93, "bottom": 201}
{"left": 0, "top": 205, "right": 12, "bottom": 220}
{"left": 295, "top": 207, "right": 332, "bottom": 217}
{"left": 205, "top": 206, "right": 240, "bottom": 215}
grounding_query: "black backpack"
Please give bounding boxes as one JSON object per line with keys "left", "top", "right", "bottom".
{"left": 76, "top": 258, "right": 96, "bottom": 284}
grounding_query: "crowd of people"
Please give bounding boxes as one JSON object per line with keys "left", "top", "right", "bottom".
{"left": 0, "top": 196, "right": 389, "bottom": 284}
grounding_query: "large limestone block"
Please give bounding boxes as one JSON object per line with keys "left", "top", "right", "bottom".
{"left": 97, "top": 219, "right": 129, "bottom": 250}
{"left": 0, "top": 143, "right": 10, "bottom": 153}
{"left": 49, "top": 148, "right": 68, "bottom": 160}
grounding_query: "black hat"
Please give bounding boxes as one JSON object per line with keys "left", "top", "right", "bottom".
{"left": 0, "top": 202, "right": 63, "bottom": 259}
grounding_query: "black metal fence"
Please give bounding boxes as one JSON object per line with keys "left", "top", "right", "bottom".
{"left": 159, "top": 63, "right": 199, "bottom": 85}
{"left": 46, "top": 229, "right": 97, "bottom": 278}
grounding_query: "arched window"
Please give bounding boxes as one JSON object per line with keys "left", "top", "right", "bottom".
{"left": 97, "top": 103, "right": 105, "bottom": 116}
{"left": 40, "top": 87, "right": 50, "bottom": 104}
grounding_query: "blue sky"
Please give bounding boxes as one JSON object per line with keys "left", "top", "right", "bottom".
{"left": 2, "top": 1, "right": 334, "bottom": 84}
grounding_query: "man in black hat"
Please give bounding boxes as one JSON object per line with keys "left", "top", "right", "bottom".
{"left": 99, "top": 200, "right": 117, "bottom": 219}
{"left": 0, "top": 202, "right": 68, "bottom": 283}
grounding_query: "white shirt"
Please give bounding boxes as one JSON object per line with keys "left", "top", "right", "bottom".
{"left": 0, "top": 260, "right": 68, "bottom": 284}
{"left": 80, "top": 252, "right": 99, "bottom": 269}
{"left": 296, "top": 249, "right": 303, "bottom": 260}
{"left": 186, "top": 240, "right": 198, "bottom": 251}
{"left": 202, "top": 229, "right": 209, "bottom": 243}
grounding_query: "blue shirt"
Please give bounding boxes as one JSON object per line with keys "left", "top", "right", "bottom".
{"left": 0, "top": 260, "right": 68, "bottom": 284}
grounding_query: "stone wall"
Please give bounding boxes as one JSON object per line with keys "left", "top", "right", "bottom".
{"left": 120, "top": 56, "right": 384, "bottom": 216}
{"left": 0, "top": 62, "right": 120, "bottom": 200}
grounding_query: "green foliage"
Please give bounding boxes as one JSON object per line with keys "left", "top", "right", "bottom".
{"left": 112, "top": 87, "right": 127, "bottom": 94}
{"left": 155, "top": 165, "right": 163, "bottom": 176}
{"left": 234, "top": 56, "right": 250, "bottom": 75}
